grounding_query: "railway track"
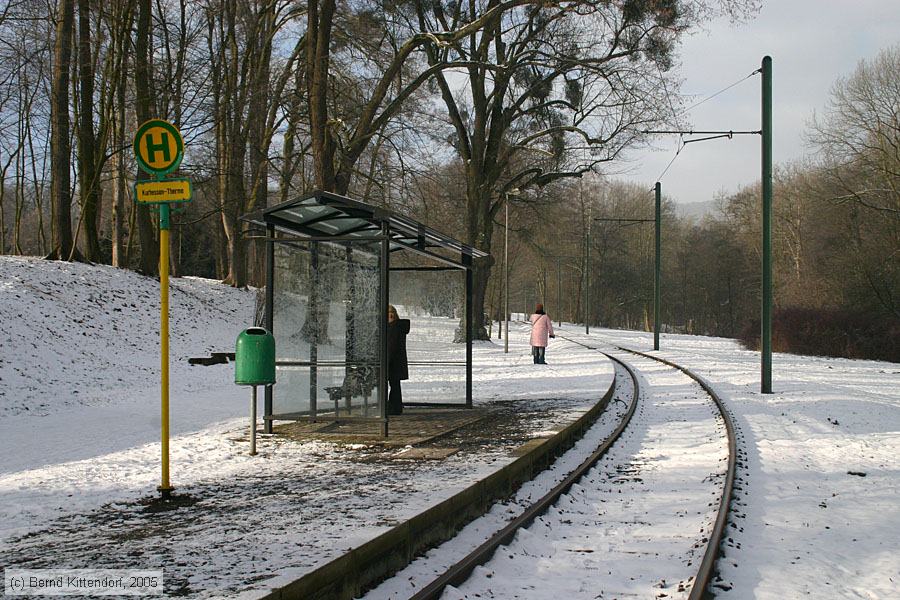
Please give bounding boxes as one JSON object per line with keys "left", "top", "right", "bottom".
{"left": 385, "top": 339, "right": 737, "bottom": 600}
{"left": 403, "top": 352, "right": 640, "bottom": 600}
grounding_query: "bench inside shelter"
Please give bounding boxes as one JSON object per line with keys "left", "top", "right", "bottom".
{"left": 324, "top": 365, "right": 377, "bottom": 416}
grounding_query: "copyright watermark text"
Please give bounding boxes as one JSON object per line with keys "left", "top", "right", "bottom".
{"left": 4, "top": 569, "right": 163, "bottom": 596}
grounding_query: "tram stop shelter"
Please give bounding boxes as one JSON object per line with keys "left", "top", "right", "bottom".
{"left": 242, "top": 190, "right": 488, "bottom": 437}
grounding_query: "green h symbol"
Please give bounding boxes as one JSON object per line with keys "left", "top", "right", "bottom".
{"left": 145, "top": 131, "right": 171, "bottom": 164}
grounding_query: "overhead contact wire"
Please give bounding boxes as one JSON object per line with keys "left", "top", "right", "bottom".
{"left": 654, "top": 135, "right": 685, "bottom": 184}
{"left": 649, "top": 69, "right": 760, "bottom": 184}
{"left": 675, "top": 69, "right": 761, "bottom": 119}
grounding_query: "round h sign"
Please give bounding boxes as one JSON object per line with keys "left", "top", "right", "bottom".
{"left": 134, "top": 119, "right": 184, "bottom": 176}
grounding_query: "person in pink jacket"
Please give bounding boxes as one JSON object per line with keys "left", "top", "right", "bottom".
{"left": 529, "top": 303, "right": 555, "bottom": 364}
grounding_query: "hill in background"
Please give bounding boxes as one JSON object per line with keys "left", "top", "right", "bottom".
{"left": 674, "top": 199, "right": 718, "bottom": 220}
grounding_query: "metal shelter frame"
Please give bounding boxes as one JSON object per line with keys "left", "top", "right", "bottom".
{"left": 242, "top": 190, "right": 487, "bottom": 436}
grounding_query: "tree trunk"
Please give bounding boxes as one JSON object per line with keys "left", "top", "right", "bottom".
{"left": 216, "top": 225, "right": 227, "bottom": 280}
{"left": 0, "top": 158, "right": 10, "bottom": 253}
{"left": 307, "top": 0, "right": 337, "bottom": 191}
{"left": 246, "top": 0, "right": 273, "bottom": 287}
{"left": 133, "top": 0, "right": 159, "bottom": 275}
{"left": 465, "top": 178, "right": 496, "bottom": 340}
{"left": 279, "top": 68, "right": 302, "bottom": 205}
{"left": 111, "top": 39, "right": 127, "bottom": 266}
{"left": 14, "top": 107, "right": 24, "bottom": 254}
{"left": 77, "top": 0, "right": 101, "bottom": 261}
{"left": 49, "top": 0, "right": 76, "bottom": 261}
{"left": 26, "top": 85, "right": 49, "bottom": 255}
{"left": 222, "top": 137, "right": 248, "bottom": 287}
{"left": 222, "top": 212, "right": 247, "bottom": 287}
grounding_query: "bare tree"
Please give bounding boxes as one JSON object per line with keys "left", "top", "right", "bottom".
{"left": 48, "top": 0, "right": 78, "bottom": 260}
{"left": 807, "top": 44, "right": 900, "bottom": 317}
{"left": 414, "top": 0, "right": 746, "bottom": 337}
{"left": 808, "top": 44, "right": 900, "bottom": 216}
{"left": 304, "top": 0, "right": 532, "bottom": 194}
{"left": 107, "top": 0, "right": 136, "bottom": 267}
{"left": 133, "top": 0, "right": 161, "bottom": 274}
{"left": 74, "top": 0, "right": 101, "bottom": 261}
{"left": 205, "top": 0, "right": 303, "bottom": 287}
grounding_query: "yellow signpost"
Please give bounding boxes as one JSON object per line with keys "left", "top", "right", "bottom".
{"left": 133, "top": 119, "right": 191, "bottom": 498}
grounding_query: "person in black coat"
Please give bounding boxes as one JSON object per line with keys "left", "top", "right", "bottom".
{"left": 386, "top": 304, "right": 409, "bottom": 415}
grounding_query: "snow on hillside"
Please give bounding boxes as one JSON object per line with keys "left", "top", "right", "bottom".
{"left": 0, "top": 257, "right": 254, "bottom": 417}
{"left": 0, "top": 256, "right": 256, "bottom": 472}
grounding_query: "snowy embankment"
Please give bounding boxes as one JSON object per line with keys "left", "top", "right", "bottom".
{"left": 0, "top": 256, "right": 256, "bottom": 472}
{"left": 0, "top": 257, "right": 258, "bottom": 544}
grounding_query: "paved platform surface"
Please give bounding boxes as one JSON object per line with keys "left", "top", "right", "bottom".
{"left": 2, "top": 396, "right": 610, "bottom": 599}
{"left": 273, "top": 407, "right": 491, "bottom": 448}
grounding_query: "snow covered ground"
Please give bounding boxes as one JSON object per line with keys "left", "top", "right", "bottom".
{"left": 1, "top": 256, "right": 898, "bottom": 599}
{"left": 577, "top": 329, "right": 900, "bottom": 599}
{"left": 0, "top": 257, "right": 612, "bottom": 597}
{"left": 0, "top": 256, "right": 256, "bottom": 471}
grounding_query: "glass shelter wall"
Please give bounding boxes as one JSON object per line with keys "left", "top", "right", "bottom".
{"left": 271, "top": 240, "right": 383, "bottom": 417}
{"left": 389, "top": 269, "right": 467, "bottom": 405}
{"left": 244, "top": 188, "right": 489, "bottom": 430}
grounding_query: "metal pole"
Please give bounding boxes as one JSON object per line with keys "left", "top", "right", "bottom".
{"left": 158, "top": 203, "right": 172, "bottom": 497}
{"left": 464, "top": 253, "right": 473, "bottom": 408}
{"left": 556, "top": 257, "right": 561, "bottom": 327}
{"left": 761, "top": 55, "right": 773, "bottom": 393}
{"left": 542, "top": 267, "right": 547, "bottom": 315}
{"left": 250, "top": 386, "right": 257, "bottom": 456}
{"left": 380, "top": 223, "right": 390, "bottom": 434}
{"left": 585, "top": 214, "right": 590, "bottom": 335}
{"left": 344, "top": 246, "right": 354, "bottom": 414}
{"left": 264, "top": 224, "right": 274, "bottom": 433}
{"left": 309, "top": 245, "right": 318, "bottom": 420}
{"left": 654, "top": 182, "right": 661, "bottom": 351}
{"left": 504, "top": 198, "right": 509, "bottom": 353}
{"left": 524, "top": 289, "right": 529, "bottom": 321}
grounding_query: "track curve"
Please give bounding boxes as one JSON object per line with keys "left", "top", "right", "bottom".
{"left": 612, "top": 344, "right": 738, "bottom": 600}
{"left": 408, "top": 353, "right": 640, "bottom": 600}
{"left": 566, "top": 336, "right": 738, "bottom": 599}
{"left": 409, "top": 339, "right": 737, "bottom": 600}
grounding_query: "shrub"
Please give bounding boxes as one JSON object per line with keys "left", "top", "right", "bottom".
{"left": 739, "top": 307, "right": 900, "bottom": 363}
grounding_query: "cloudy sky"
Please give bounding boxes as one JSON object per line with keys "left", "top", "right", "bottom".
{"left": 617, "top": 0, "right": 900, "bottom": 204}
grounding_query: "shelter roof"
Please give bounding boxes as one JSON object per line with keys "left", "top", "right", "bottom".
{"left": 242, "top": 190, "right": 487, "bottom": 268}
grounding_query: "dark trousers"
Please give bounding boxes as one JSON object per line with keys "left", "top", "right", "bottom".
{"left": 388, "top": 377, "right": 403, "bottom": 415}
{"left": 532, "top": 346, "right": 546, "bottom": 364}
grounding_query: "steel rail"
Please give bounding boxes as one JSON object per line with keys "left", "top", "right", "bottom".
{"left": 611, "top": 344, "right": 737, "bottom": 600}
{"left": 409, "top": 352, "right": 640, "bottom": 600}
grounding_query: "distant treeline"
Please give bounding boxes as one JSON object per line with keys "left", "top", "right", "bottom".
{"left": 0, "top": 1, "right": 895, "bottom": 360}
{"left": 491, "top": 47, "right": 899, "bottom": 362}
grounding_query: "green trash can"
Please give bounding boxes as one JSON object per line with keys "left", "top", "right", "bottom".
{"left": 235, "top": 327, "right": 276, "bottom": 386}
